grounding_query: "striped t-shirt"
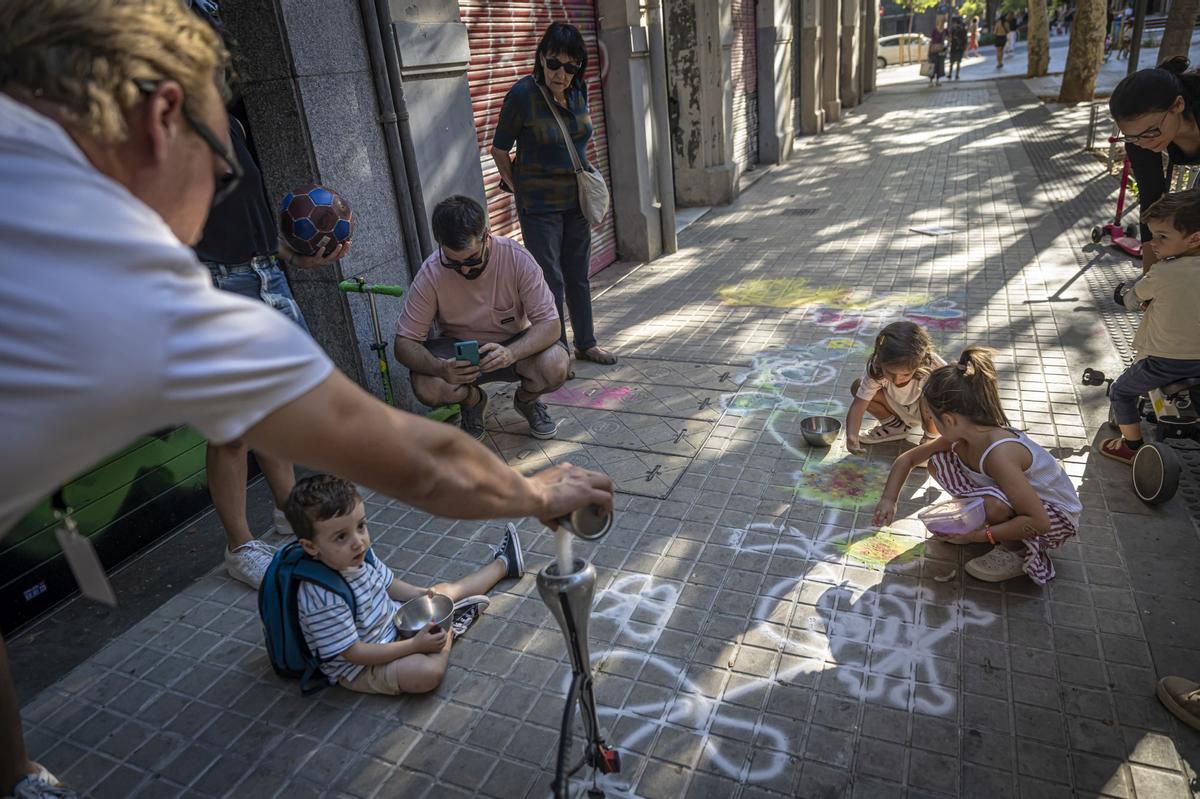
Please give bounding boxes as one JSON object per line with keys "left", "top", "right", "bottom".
{"left": 297, "top": 551, "right": 399, "bottom": 681}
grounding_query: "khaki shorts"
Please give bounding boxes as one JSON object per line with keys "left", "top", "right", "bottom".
{"left": 338, "top": 661, "right": 407, "bottom": 696}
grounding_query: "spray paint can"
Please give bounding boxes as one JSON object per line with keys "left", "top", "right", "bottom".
{"left": 556, "top": 505, "right": 612, "bottom": 541}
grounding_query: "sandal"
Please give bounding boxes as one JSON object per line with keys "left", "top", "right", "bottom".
{"left": 1098, "top": 436, "right": 1137, "bottom": 466}
{"left": 860, "top": 416, "right": 911, "bottom": 444}
{"left": 574, "top": 346, "right": 617, "bottom": 365}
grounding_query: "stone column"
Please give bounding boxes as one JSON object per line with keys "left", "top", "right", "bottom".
{"left": 756, "top": 0, "right": 795, "bottom": 163}
{"left": 821, "top": 0, "right": 841, "bottom": 122}
{"left": 664, "top": 0, "right": 737, "bottom": 205}
{"left": 862, "top": 0, "right": 879, "bottom": 93}
{"left": 840, "top": 0, "right": 862, "bottom": 106}
{"left": 596, "top": 0, "right": 663, "bottom": 262}
{"left": 225, "top": 0, "right": 418, "bottom": 404}
{"left": 387, "top": 1, "right": 486, "bottom": 228}
{"left": 797, "top": 0, "right": 824, "bottom": 135}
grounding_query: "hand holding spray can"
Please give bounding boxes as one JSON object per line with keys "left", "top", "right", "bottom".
{"left": 556, "top": 504, "right": 612, "bottom": 541}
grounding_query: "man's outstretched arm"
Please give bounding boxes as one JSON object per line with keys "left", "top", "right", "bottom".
{"left": 241, "top": 370, "right": 612, "bottom": 524}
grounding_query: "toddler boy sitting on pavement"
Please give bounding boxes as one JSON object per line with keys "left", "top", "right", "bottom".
{"left": 285, "top": 474, "right": 524, "bottom": 695}
{"left": 1100, "top": 188, "right": 1200, "bottom": 464}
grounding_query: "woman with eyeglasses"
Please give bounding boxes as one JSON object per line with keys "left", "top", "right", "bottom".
{"left": 1110, "top": 57, "right": 1200, "bottom": 272}
{"left": 491, "top": 21, "right": 617, "bottom": 367}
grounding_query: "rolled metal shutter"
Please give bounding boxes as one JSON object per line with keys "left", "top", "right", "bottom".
{"left": 731, "top": 0, "right": 759, "bottom": 168}
{"left": 460, "top": 1, "right": 617, "bottom": 276}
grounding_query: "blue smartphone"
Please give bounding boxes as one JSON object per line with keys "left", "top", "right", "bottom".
{"left": 454, "top": 339, "right": 480, "bottom": 366}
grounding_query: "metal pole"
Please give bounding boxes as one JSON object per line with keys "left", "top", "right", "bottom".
{"left": 647, "top": 0, "right": 679, "bottom": 255}
{"left": 1126, "top": 0, "right": 1148, "bottom": 76}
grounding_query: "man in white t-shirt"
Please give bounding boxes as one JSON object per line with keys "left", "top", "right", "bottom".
{"left": 0, "top": 2, "right": 612, "bottom": 796}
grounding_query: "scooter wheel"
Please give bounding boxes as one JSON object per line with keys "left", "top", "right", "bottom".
{"left": 1107, "top": 405, "right": 1119, "bottom": 430}
{"left": 1132, "top": 442, "right": 1181, "bottom": 505}
{"left": 1124, "top": 223, "right": 1139, "bottom": 239}
{"left": 1091, "top": 226, "right": 1103, "bottom": 244}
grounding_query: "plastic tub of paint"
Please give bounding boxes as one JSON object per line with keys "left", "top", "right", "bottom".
{"left": 918, "top": 497, "right": 986, "bottom": 536}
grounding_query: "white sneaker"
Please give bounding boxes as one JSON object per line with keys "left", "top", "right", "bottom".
{"left": 10, "top": 764, "right": 77, "bottom": 798}
{"left": 964, "top": 545, "right": 1026, "bottom": 582}
{"left": 224, "top": 539, "right": 277, "bottom": 589}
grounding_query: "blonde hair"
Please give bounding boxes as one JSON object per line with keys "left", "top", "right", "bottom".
{"left": 0, "top": 0, "right": 229, "bottom": 144}
{"left": 866, "top": 320, "right": 938, "bottom": 382}
{"left": 922, "top": 346, "right": 1011, "bottom": 428}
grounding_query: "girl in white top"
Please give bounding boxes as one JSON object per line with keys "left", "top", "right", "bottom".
{"left": 846, "top": 321, "right": 946, "bottom": 452}
{"left": 873, "top": 347, "right": 1082, "bottom": 584}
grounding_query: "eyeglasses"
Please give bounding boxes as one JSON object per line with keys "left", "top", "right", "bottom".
{"left": 1114, "top": 110, "right": 1170, "bottom": 144}
{"left": 544, "top": 57, "right": 581, "bottom": 76}
{"left": 439, "top": 234, "right": 490, "bottom": 269}
{"left": 133, "top": 79, "right": 243, "bottom": 205}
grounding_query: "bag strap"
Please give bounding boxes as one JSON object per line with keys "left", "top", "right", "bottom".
{"left": 536, "top": 81, "right": 584, "bottom": 175}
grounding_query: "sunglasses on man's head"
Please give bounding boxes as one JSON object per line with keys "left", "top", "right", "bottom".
{"left": 544, "top": 57, "right": 581, "bottom": 76}
{"left": 133, "top": 79, "right": 243, "bottom": 205}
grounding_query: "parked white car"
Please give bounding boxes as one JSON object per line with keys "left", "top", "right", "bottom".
{"left": 877, "top": 33, "right": 929, "bottom": 68}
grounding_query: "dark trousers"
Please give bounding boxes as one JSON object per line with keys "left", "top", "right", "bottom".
{"left": 517, "top": 205, "right": 596, "bottom": 351}
{"left": 1110, "top": 355, "right": 1200, "bottom": 425}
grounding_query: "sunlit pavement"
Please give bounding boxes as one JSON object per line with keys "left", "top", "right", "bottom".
{"left": 16, "top": 72, "right": 1200, "bottom": 798}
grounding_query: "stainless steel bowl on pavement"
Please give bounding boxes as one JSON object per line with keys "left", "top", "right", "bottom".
{"left": 394, "top": 593, "right": 453, "bottom": 639}
{"left": 800, "top": 415, "right": 842, "bottom": 447}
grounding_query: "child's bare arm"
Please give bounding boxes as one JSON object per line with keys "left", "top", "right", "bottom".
{"left": 872, "top": 437, "right": 953, "bottom": 525}
{"left": 977, "top": 444, "right": 1052, "bottom": 540}
{"left": 845, "top": 396, "right": 870, "bottom": 452}
{"left": 340, "top": 625, "right": 447, "bottom": 665}
{"left": 387, "top": 577, "right": 427, "bottom": 602}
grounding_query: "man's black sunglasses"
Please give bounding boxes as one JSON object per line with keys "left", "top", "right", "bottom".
{"left": 544, "top": 57, "right": 581, "bottom": 76}
{"left": 133, "top": 79, "right": 243, "bottom": 205}
{"left": 439, "top": 234, "right": 490, "bottom": 268}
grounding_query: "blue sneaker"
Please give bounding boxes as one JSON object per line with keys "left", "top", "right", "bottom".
{"left": 492, "top": 523, "right": 525, "bottom": 579}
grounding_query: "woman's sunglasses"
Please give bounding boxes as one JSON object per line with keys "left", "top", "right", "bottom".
{"left": 133, "top": 79, "right": 243, "bottom": 206}
{"left": 544, "top": 57, "right": 581, "bottom": 76}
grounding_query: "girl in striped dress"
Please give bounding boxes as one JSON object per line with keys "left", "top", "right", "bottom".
{"left": 872, "top": 347, "right": 1081, "bottom": 584}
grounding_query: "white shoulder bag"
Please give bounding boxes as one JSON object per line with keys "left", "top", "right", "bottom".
{"left": 536, "top": 82, "right": 609, "bottom": 227}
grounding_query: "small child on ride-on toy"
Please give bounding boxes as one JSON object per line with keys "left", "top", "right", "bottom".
{"left": 1100, "top": 188, "right": 1200, "bottom": 464}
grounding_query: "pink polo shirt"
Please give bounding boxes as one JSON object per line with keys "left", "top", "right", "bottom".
{"left": 395, "top": 235, "right": 559, "bottom": 344}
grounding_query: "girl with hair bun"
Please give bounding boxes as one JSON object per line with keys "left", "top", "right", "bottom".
{"left": 1109, "top": 57, "right": 1200, "bottom": 272}
{"left": 872, "top": 347, "right": 1081, "bottom": 584}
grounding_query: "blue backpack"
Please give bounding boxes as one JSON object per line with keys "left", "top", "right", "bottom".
{"left": 258, "top": 541, "right": 376, "bottom": 695}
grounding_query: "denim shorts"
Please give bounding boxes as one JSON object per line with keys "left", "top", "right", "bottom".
{"left": 209, "top": 259, "right": 310, "bottom": 334}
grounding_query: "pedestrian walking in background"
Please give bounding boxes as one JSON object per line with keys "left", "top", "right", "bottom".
{"left": 993, "top": 15, "right": 1009, "bottom": 68}
{"left": 968, "top": 15, "right": 981, "bottom": 56}
{"left": 491, "top": 22, "right": 617, "bottom": 368}
{"left": 929, "top": 18, "right": 947, "bottom": 86}
{"left": 949, "top": 16, "right": 968, "bottom": 80}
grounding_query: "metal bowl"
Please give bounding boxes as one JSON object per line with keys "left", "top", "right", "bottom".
{"left": 800, "top": 415, "right": 842, "bottom": 447}
{"left": 394, "top": 593, "right": 453, "bottom": 639}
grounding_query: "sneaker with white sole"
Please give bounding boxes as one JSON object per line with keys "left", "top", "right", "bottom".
{"left": 492, "top": 523, "right": 525, "bottom": 579}
{"left": 459, "top": 387, "right": 488, "bottom": 440}
{"left": 964, "top": 545, "right": 1026, "bottom": 582}
{"left": 512, "top": 395, "right": 560, "bottom": 439}
{"left": 272, "top": 508, "right": 294, "bottom": 539}
{"left": 10, "top": 765, "right": 77, "bottom": 799}
{"left": 861, "top": 416, "right": 911, "bottom": 444}
{"left": 224, "top": 539, "right": 277, "bottom": 589}
{"left": 1156, "top": 676, "right": 1200, "bottom": 732}
{"left": 451, "top": 595, "right": 491, "bottom": 637}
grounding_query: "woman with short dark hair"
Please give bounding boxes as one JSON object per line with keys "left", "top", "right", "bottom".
{"left": 490, "top": 21, "right": 617, "bottom": 366}
{"left": 1109, "top": 58, "right": 1200, "bottom": 272}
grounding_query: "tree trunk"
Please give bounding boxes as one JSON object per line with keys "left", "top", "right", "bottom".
{"left": 1059, "top": 0, "right": 1107, "bottom": 102}
{"left": 1027, "top": 0, "right": 1051, "bottom": 76}
{"left": 1158, "top": 0, "right": 1199, "bottom": 64}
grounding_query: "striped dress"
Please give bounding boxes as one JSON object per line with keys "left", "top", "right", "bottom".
{"left": 297, "top": 551, "right": 399, "bottom": 681}
{"left": 929, "top": 430, "right": 1081, "bottom": 584}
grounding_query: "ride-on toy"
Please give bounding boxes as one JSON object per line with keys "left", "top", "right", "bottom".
{"left": 1081, "top": 367, "right": 1200, "bottom": 504}
{"left": 1090, "top": 149, "right": 1143, "bottom": 259}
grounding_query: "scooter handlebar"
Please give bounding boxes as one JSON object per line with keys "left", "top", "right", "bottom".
{"left": 338, "top": 279, "right": 405, "bottom": 298}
